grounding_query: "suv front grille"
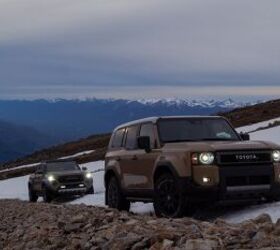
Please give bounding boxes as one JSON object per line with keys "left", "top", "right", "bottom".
{"left": 58, "top": 175, "right": 84, "bottom": 183}
{"left": 216, "top": 150, "right": 272, "bottom": 166}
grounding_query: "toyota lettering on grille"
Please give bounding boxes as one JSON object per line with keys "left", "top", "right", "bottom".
{"left": 235, "top": 154, "right": 258, "bottom": 161}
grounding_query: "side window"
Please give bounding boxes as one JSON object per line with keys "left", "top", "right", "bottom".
{"left": 139, "top": 123, "right": 155, "bottom": 148}
{"left": 125, "top": 125, "right": 139, "bottom": 150}
{"left": 111, "top": 128, "right": 125, "bottom": 148}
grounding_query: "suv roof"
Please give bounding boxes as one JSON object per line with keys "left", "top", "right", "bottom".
{"left": 114, "top": 115, "right": 223, "bottom": 131}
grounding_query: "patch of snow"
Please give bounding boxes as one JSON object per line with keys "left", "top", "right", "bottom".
{"left": 136, "top": 98, "right": 254, "bottom": 108}
{"left": 0, "top": 163, "right": 39, "bottom": 174}
{"left": 237, "top": 117, "right": 280, "bottom": 133}
{"left": 249, "top": 126, "right": 280, "bottom": 145}
{"left": 59, "top": 150, "right": 95, "bottom": 160}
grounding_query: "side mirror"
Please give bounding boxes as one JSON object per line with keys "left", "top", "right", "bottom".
{"left": 240, "top": 132, "right": 250, "bottom": 141}
{"left": 82, "top": 167, "right": 87, "bottom": 171}
{"left": 137, "top": 136, "right": 151, "bottom": 153}
{"left": 36, "top": 169, "right": 43, "bottom": 175}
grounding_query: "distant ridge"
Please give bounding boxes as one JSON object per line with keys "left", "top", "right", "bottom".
{"left": 220, "top": 98, "right": 280, "bottom": 127}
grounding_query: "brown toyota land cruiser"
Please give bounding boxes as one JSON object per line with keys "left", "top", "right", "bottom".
{"left": 105, "top": 116, "right": 280, "bottom": 217}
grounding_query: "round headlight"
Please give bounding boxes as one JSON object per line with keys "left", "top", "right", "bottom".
{"left": 47, "top": 175, "right": 55, "bottom": 182}
{"left": 85, "top": 172, "right": 92, "bottom": 179}
{"left": 272, "top": 150, "right": 280, "bottom": 162}
{"left": 199, "top": 152, "right": 215, "bottom": 165}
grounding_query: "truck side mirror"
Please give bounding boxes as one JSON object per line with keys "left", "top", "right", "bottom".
{"left": 137, "top": 136, "right": 151, "bottom": 153}
{"left": 240, "top": 132, "right": 250, "bottom": 141}
{"left": 36, "top": 169, "right": 43, "bottom": 175}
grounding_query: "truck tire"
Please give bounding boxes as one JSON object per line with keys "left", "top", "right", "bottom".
{"left": 106, "top": 176, "right": 130, "bottom": 211}
{"left": 28, "top": 185, "right": 38, "bottom": 202}
{"left": 42, "top": 186, "right": 53, "bottom": 203}
{"left": 86, "top": 186, "right": 94, "bottom": 194}
{"left": 154, "top": 173, "right": 192, "bottom": 218}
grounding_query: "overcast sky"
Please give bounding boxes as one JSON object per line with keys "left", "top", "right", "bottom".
{"left": 0, "top": 0, "right": 279, "bottom": 100}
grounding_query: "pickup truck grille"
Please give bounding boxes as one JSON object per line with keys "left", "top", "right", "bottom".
{"left": 58, "top": 175, "right": 84, "bottom": 183}
{"left": 216, "top": 150, "right": 272, "bottom": 166}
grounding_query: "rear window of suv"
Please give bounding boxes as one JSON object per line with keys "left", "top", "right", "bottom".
{"left": 111, "top": 128, "right": 126, "bottom": 148}
{"left": 125, "top": 125, "right": 139, "bottom": 149}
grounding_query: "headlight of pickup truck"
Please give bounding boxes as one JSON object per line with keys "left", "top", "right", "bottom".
{"left": 47, "top": 175, "right": 55, "bottom": 182}
{"left": 85, "top": 172, "right": 92, "bottom": 179}
{"left": 192, "top": 152, "right": 215, "bottom": 165}
{"left": 272, "top": 150, "right": 280, "bottom": 162}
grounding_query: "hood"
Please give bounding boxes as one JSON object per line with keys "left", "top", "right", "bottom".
{"left": 163, "top": 140, "right": 280, "bottom": 152}
{"left": 46, "top": 170, "right": 84, "bottom": 176}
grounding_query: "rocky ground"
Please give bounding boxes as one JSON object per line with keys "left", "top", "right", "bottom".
{"left": 1, "top": 200, "right": 280, "bottom": 250}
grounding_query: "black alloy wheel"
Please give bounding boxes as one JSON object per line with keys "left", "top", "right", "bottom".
{"left": 154, "top": 173, "right": 191, "bottom": 218}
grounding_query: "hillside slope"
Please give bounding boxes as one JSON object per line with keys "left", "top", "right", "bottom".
{"left": 0, "top": 120, "right": 55, "bottom": 163}
{"left": 220, "top": 98, "right": 280, "bottom": 127}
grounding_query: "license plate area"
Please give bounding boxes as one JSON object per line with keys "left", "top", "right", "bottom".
{"left": 219, "top": 165, "right": 273, "bottom": 199}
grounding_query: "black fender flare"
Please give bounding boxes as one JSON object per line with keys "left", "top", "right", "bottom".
{"left": 153, "top": 161, "right": 180, "bottom": 183}
{"left": 104, "top": 168, "right": 122, "bottom": 188}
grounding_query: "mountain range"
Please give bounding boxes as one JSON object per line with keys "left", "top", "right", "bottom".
{"left": 0, "top": 98, "right": 255, "bottom": 163}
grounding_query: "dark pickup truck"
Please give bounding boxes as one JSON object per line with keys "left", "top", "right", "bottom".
{"left": 28, "top": 160, "right": 94, "bottom": 202}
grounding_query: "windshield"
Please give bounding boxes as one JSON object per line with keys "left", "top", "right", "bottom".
{"left": 46, "top": 162, "right": 80, "bottom": 172}
{"left": 158, "top": 118, "right": 240, "bottom": 143}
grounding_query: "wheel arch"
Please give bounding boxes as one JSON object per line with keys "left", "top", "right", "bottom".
{"left": 153, "top": 162, "right": 179, "bottom": 185}
{"left": 104, "top": 169, "right": 121, "bottom": 188}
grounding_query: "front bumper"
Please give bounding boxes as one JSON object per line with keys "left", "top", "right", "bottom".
{"left": 45, "top": 182, "right": 93, "bottom": 196}
{"left": 182, "top": 164, "right": 280, "bottom": 204}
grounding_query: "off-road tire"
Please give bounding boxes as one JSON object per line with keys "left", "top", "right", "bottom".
{"left": 42, "top": 186, "right": 53, "bottom": 203}
{"left": 154, "top": 173, "right": 193, "bottom": 218}
{"left": 86, "top": 186, "right": 94, "bottom": 195}
{"left": 28, "top": 185, "right": 38, "bottom": 202}
{"left": 106, "top": 176, "right": 130, "bottom": 211}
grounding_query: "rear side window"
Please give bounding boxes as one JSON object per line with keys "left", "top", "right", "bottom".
{"left": 139, "top": 123, "right": 155, "bottom": 148}
{"left": 125, "top": 125, "right": 139, "bottom": 150}
{"left": 111, "top": 128, "right": 125, "bottom": 148}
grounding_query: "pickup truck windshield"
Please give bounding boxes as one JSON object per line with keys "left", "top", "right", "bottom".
{"left": 158, "top": 118, "right": 240, "bottom": 143}
{"left": 46, "top": 162, "right": 80, "bottom": 172}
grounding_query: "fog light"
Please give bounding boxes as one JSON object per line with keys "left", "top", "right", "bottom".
{"left": 203, "top": 177, "right": 211, "bottom": 183}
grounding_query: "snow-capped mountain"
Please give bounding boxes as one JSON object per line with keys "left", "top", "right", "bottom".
{"left": 135, "top": 98, "right": 256, "bottom": 108}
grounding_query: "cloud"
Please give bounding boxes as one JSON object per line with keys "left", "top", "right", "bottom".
{"left": 0, "top": 0, "right": 279, "bottom": 98}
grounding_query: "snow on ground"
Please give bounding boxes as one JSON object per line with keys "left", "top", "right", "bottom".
{"left": 249, "top": 126, "right": 280, "bottom": 145}
{"left": 59, "top": 150, "right": 95, "bottom": 160}
{"left": 0, "top": 163, "right": 39, "bottom": 173}
{"left": 236, "top": 117, "right": 280, "bottom": 145}
{"left": 237, "top": 117, "right": 280, "bottom": 133}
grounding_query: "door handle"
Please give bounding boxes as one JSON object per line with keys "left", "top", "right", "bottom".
{"left": 116, "top": 157, "right": 121, "bottom": 162}
{"left": 131, "top": 155, "right": 138, "bottom": 160}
